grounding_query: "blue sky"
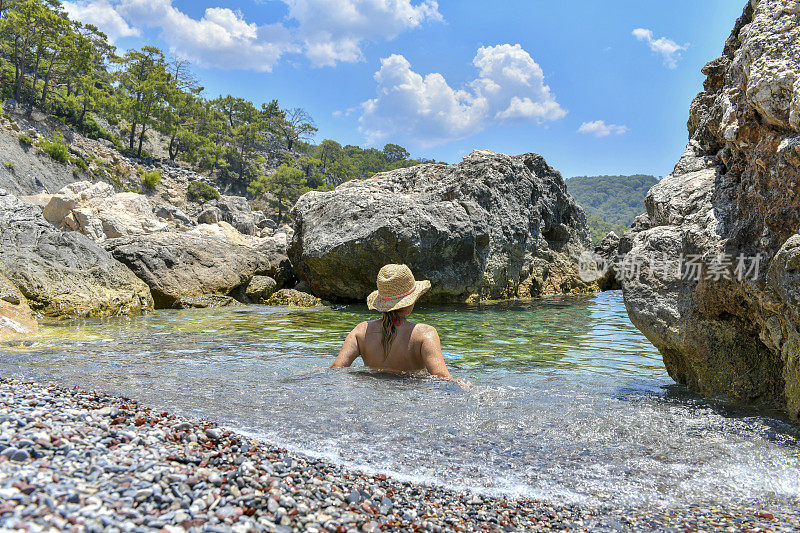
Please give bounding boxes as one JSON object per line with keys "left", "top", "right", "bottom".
{"left": 63, "top": 0, "right": 745, "bottom": 178}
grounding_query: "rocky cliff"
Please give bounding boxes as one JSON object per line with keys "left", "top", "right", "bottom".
{"left": 0, "top": 190, "right": 153, "bottom": 319}
{"left": 290, "top": 150, "right": 595, "bottom": 302}
{"left": 621, "top": 0, "right": 800, "bottom": 420}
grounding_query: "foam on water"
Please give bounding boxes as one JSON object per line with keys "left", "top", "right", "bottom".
{"left": 1, "top": 291, "right": 799, "bottom": 509}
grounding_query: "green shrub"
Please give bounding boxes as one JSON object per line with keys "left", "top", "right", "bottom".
{"left": 70, "top": 156, "right": 88, "bottom": 170}
{"left": 187, "top": 180, "right": 220, "bottom": 203}
{"left": 18, "top": 134, "right": 33, "bottom": 146}
{"left": 138, "top": 168, "right": 162, "bottom": 190}
{"left": 121, "top": 145, "right": 151, "bottom": 159}
{"left": 37, "top": 132, "right": 70, "bottom": 164}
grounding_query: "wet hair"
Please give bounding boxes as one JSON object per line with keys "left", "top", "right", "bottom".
{"left": 380, "top": 309, "right": 402, "bottom": 360}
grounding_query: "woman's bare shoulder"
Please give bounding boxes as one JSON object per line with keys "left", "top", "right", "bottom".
{"left": 410, "top": 322, "right": 439, "bottom": 339}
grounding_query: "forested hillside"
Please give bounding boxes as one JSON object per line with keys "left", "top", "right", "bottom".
{"left": 0, "top": 0, "right": 433, "bottom": 216}
{"left": 566, "top": 174, "right": 659, "bottom": 243}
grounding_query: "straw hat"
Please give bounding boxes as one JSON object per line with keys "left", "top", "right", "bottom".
{"left": 367, "top": 264, "right": 431, "bottom": 312}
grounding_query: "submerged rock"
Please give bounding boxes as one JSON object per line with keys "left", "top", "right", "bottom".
{"left": 265, "top": 289, "right": 322, "bottom": 307}
{"left": 172, "top": 295, "right": 243, "bottom": 309}
{"left": 105, "top": 232, "right": 266, "bottom": 308}
{"left": 0, "top": 190, "right": 153, "bottom": 318}
{"left": 0, "top": 273, "right": 37, "bottom": 340}
{"left": 621, "top": 1, "right": 800, "bottom": 420}
{"left": 290, "top": 150, "right": 594, "bottom": 302}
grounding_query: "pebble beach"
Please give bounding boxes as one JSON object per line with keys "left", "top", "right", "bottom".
{"left": 1, "top": 377, "right": 798, "bottom": 533}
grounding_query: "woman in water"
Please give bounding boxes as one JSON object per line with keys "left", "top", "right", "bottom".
{"left": 330, "top": 264, "right": 453, "bottom": 380}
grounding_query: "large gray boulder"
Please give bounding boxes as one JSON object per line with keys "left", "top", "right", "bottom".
{"left": 105, "top": 232, "right": 268, "bottom": 308}
{"left": 212, "top": 196, "right": 257, "bottom": 236}
{"left": 621, "top": 0, "right": 800, "bottom": 420}
{"left": 290, "top": 150, "right": 594, "bottom": 302}
{"left": 0, "top": 190, "right": 153, "bottom": 318}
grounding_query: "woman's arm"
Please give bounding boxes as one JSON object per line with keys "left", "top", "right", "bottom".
{"left": 330, "top": 322, "right": 366, "bottom": 368}
{"left": 419, "top": 326, "right": 453, "bottom": 380}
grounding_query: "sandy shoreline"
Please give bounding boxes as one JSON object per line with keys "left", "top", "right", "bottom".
{"left": 1, "top": 377, "right": 797, "bottom": 532}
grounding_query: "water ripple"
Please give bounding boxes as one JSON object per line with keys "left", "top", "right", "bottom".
{"left": 1, "top": 291, "right": 798, "bottom": 508}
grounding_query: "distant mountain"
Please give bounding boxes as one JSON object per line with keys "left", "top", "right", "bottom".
{"left": 566, "top": 174, "right": 660, "bottom": 244}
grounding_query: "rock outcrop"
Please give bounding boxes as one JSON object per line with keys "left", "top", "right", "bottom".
{"left": 0, "top": 190, "right": 153, "bottom": 318}
{"left": 105, "top": 232, "right": 267, "bottom": 308}
{"left": 290, "top": 150, "right": 594, "bottom": 302}
{"left": 245, "top": 276, "right": 278, "bottom": 304}
{"left": 593, "top": 231, "right": 622, "bottom": 291}
{"left": 265, "top": 289, "right": 322, "bottom": 307}
{"left": 621, "top": 0, "right": 800, "bottom": 420}
{"left": 212, "top": 196, "right": 257, "bottom": 236}
{"left": 43, "top": 181, "right": 168, "bottom": 241}
{"left": 172, "top": 295, "right": 243, "bottom": 309}
{"left": 0, "top": 273, "right": 38, "bottom": 340}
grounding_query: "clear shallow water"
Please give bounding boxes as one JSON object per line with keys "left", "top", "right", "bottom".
{"left": 1, "top": 291, "right": 799, "bottom": 509}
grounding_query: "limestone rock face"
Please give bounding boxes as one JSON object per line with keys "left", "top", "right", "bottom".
{"left": 212, "top": 196, "right": 257, "bottom": 236}
{"left": 197, "top": 206, "right": 222, "bottom": 225}
{"left": 0, "top": 273, "right": 38, "bottom": 340}
{"left": 43, "top": 181, "right": 167, "bottom": 241}
{"left": 105, "top": 232, "right": 267, "bottom": 308}
{"left": 155, "top": 205, "right": 192, "bottom": 226}
{"left": 594, "top": 232, "right": 622, "bottom": 291}
{"left": 621, "top": 0, "right": 800, "bottom": 420}
{"left": 0, "top": 190, "right": 153, "bottom": 318}
{"left": 188, "top": 221, "right": 256, "bottom": 247}
{"left": 290, "top": 150, "right": 594, "bottom": 302}
{"left": 0, "top": 121, "right": 84, "bottom": 196}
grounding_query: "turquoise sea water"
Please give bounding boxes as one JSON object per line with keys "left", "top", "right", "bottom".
{"left": 1, "top": 291, "right": 799, "bottom": 508}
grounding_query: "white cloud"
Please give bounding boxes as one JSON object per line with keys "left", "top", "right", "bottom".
{"left": 62, "top": 0, "right": 139, "bottom": 42}
{"left": 632, "top": 28, "right": 688, "bottom": 69}
{"left": 577, "top": 120, "right": 628, "bottom": 138}
{"left": 62, "top": 0, "right": 442, "bottom": 70}
{"left": 359, "top": 44, "right": 566, "bottom": 147}
{"left": 106, "top": 0, "right": 297, "bottom": 71}
{"left": 284, "top": 0, "right": 442, "bottom": 66}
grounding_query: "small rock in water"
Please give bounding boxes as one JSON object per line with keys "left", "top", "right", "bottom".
{"left": 347, "top": 489, "right": 361, "bottom": 504}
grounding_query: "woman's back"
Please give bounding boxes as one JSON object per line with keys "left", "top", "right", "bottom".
{"left": 359, "top": 319, "right": 422, "bottom": 372}
{"left": 331, "top": 318, "right": 452, "bottom": 378}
